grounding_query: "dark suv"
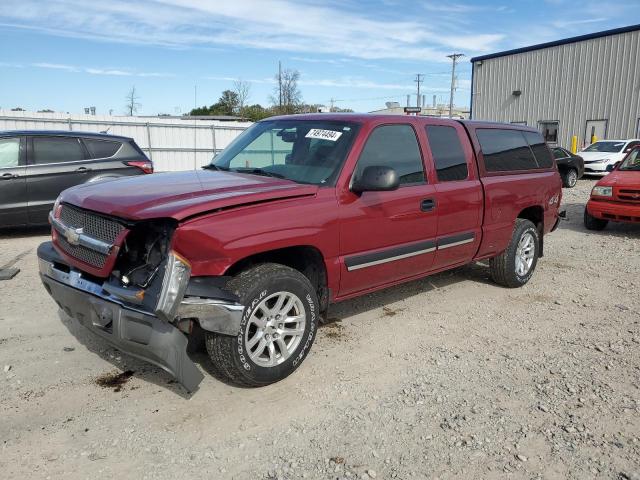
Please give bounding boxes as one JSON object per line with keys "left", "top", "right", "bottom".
{"left": 0, "top": 131, "right": 152, "bottom": 227}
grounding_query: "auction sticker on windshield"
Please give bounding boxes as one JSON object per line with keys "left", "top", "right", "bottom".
{"left": 305, "top": 129, "right": 343, "bottom": 141}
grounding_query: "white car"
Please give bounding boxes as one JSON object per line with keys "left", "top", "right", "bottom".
{"left": 580, "top": 139, "right": 640, "bottom": 176}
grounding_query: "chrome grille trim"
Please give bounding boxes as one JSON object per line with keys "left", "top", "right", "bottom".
{"left": 59, "top": 204, "right": 125, "bottom": 243}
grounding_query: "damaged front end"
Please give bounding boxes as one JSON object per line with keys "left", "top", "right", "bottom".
{"left": 39, "top": 209, "right": 244, "bottom": 391}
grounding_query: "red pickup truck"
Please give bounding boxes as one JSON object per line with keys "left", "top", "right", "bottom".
{"left": 37, "top": 114, "right": 562, "bottom": 390}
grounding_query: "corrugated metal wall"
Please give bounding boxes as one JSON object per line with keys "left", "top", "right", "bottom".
{"left": 0, "top": 110, "right": 252, "bottom": 171}
{"left": 471, "top": 28, "right": 640, "bottom": 149}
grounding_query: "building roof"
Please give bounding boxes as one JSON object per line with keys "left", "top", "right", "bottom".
{"left": 470, "top": 23, "right": 640, "bottom": 63}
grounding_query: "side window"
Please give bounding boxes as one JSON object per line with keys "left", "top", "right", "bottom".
{"left": 32, "top": 137, "right": 84, "bottom": 165}
{"left": 552, "top": 147, "right": 565, "bottom": 160}
{"left": 477, "top": 129, "right": 538, "bottom": 172}
{"left": 425, "top": 125, "right": 468, "bottom": 182}
{"left": 0, "top": 137, "right": 20, "bottom": 168}
{"left": 83, "top": 139, "right": 122, "bottom": 159}
{"left": 355, "top": 125, "right": 424, "bottom": 185}
{"left": 523, "top": 131, "right": 554, "bottom": 168}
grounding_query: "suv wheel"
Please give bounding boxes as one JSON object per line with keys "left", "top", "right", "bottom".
{"left": 489, "top": 219, "right": 540, "bottom": 288}
{"left": 206, "top": 263, "right": 318, "bottom": 387}
{"left": 584, "top": 208, "right": 608, "bottom": 231}
{"left": 561, "top": 168, "right": 578, "bottom": 188}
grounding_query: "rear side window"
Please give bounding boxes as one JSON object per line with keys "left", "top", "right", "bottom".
{"left": 32, "top": 137, "right": 84, "bottom": 164}
{"left": 83, "top": 139, "right": 122, "bottom": 159}
{"left": 523, "top": 131, "right": 553, "bottom": 168}
{"left": 0, "top": 137, "right": 20, "bottom": 168}
{"left": 425, "top": 125, "right": 468, "bottom": 182}
{"left": 477, "top": 129, "right": 537, "bottom": 172}
{"left": 355, "top": 124, "right": 425, "bottom": 185}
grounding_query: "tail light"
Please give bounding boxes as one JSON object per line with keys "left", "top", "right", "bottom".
{"left": 125, "top": 160, "right": 154, "bottom": 174}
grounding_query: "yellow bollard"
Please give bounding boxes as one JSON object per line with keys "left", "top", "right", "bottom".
{"left": 571, "top": 135, "right": 577, "bottom": 154}
{"left": 591, "top": 135, "right": 597, "bottom": 144}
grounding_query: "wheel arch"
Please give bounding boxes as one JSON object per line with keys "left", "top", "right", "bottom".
{"left": 225, "top": 245, "right": 330, "bottom": 313}
{"left": 517, "top": 205, "right": 545, "bottom": 257}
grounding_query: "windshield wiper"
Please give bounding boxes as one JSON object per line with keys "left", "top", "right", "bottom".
{"left": 231, "top": 167, "right": 286, "bottom": 179}
{"left": 202, "top": 164, "right": 229, "bottom": 171}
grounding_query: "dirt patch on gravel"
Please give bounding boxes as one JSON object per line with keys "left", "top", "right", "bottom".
{"left": 95, "top": 370, "right": 135, "bottom": 392}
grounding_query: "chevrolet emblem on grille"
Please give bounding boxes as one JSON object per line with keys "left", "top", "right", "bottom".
{"left": 64, "top": 226, "right": 83, "bottom": 246}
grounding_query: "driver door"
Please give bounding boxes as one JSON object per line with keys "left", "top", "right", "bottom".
{"left": 338, "top": 124, "right": 438, "bottom": 297}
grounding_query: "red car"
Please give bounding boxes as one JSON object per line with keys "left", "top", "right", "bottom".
{"left": 585, "top": 146, "right": 640, "bottom": 230}
{"left": 37, "top": 114, "right": 562, "bottom": 390}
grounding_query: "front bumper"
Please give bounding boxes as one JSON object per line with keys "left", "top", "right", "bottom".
{"left": 587, "top": 200, "right": 640, "bottom": 223}
{"left": 37, "top": 242, "right": 244, "bottom": 391}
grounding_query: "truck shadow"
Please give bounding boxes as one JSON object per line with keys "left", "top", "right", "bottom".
{"left": 557, "top": 201, "right": 640, "bottom": 238}
{"left": 57, "top": 261, "right": 497, "bottom": 394}
{"left": 325, "top": 261, "right": 493, "bottom": 324}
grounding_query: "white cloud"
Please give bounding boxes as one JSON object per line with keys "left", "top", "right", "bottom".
{"left": 551, "top": 17, "right": 607, "bottom": 28}
{"left": 0, "top": 0, "right": 505, "bottom": 61}
{"left": 28, "top": 62, "right": 173, "bottom": 77}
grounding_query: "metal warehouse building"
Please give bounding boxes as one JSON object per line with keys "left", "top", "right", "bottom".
{"left": 470, "top": 24, "right": 640, "bottom": 151}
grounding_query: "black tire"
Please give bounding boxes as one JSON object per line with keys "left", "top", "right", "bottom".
{"left": 584, "top": 208, "right": 608, "bottom": 231}
{"left": 561, "top": 168, "right": 578, "bottom": 188}
{"left": 489, "top": 219, "right": 540, "bottom": 288}
{"left": 206, "top": 263, "right": 318, "bottom": 387}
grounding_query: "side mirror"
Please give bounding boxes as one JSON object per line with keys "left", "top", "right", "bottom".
{"left": 352, "top": 165, "right": 399, "bottom": 194}
{"left": 606, "top": 162, "right": 620, "bottom": 172}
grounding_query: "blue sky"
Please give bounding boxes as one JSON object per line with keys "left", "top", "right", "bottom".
{"left": 0, "top": 0, "right": 638, "bottom": 115}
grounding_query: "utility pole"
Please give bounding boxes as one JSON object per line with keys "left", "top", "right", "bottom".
{"left": 278, "top": 61, "right": 282, "bottom": 111}
{"left": 414, "top": 74, "right": 424, "bottom": 109}
{"left": 329, "top": 97, "right": 335, "bottom": 112}
{"left": 447, "top": 53, "right": 464, "bottom": 118}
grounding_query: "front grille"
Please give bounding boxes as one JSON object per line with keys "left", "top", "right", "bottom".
{"left": 57, "top": 235, "right": 108, "bottom": 268}
{"left": 617, "top": 189, "right": 640, "bottom": 204}
{"left": 60, "top": 204, "right": 125, "bottom": 243}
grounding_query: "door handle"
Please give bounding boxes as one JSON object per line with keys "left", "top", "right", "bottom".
{"left": 1, "top": 172, "right": 17, "bottom": 180}
{"left": 420, "top": 198, "right": 436, "bottom": 212}
{"left": 76, "top": 167, "right": 92, "bottom": 173}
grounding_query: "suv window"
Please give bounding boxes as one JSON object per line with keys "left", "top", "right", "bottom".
{"left": 32, "top": 137, "right": 84, "bottom": 165}
{"left": 523, "top": 131, "right": 554, "bottom": 168}
{"left": 355, "top": 125, "right": 424, "bottom": 185}
{"left": 425, "top": 125, "right": 468, "bottom": 182}
{"left": 0, "top": 137, "right": 20, "bottom": 168}
{"left": 83, "top": 139, "right": 122, "bottom": 159}
{"left": 477, "top": 129, "right": 538, "bottom": 172}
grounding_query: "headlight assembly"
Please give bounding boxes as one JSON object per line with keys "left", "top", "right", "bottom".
{"left": 156, "top": 251, "right": 191, "bottom": 321}
{"left": 591, "top": 186, "right": 612, "bottom": 197}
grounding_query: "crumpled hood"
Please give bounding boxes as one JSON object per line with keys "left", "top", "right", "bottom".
{"left": 596, "top": 169, "right": 640, "bottom": 188}
{"left": 59, "top": 170, "right": 318, "bottom": 221}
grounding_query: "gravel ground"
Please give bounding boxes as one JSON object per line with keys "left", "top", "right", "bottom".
{"left": 1, "top": 178, "right": 639, "bottom": 480}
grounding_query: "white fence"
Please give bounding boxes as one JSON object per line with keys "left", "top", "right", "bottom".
{"left": 0, "top": 110, "right": 252, "bottom": 172}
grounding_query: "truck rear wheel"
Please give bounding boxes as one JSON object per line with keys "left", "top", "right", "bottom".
{"left": 489, "top": 219, "right": 539, "bottom": 288}
{"left": 583, "top": 208, "right": 608, "bottom": 231}
{"left": 206, "top": 263, "right": 318, "bottom": 387}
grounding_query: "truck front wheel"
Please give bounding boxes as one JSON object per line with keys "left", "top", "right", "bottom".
{"left": 489, "top": 219, "right": 540, "bottom": 288}
{"left": 206, "top": 263, "right": 318, "bottom": 387}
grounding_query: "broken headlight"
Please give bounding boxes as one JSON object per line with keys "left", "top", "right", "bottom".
{"left": 156, "top": 251, "right": 191, "bottom": 322}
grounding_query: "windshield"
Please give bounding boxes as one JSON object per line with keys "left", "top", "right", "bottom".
{"left": 583, "top": 141, "right": 625, "bottom": 153}
{"left": 619, "top": 148, "right": 640, "bottom": 171}
{"left": 209, "top": 119, "right": 360, "bottom": 185}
